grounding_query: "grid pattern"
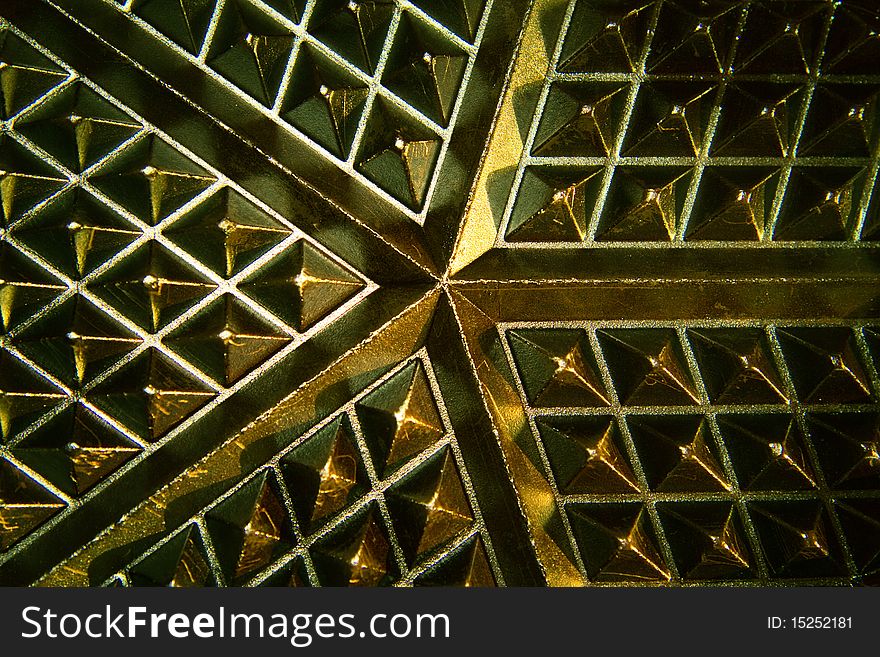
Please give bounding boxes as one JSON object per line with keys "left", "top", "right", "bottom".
{"left": 503, "top": 321, "right": 880, "bottom": 584}
{"left": 499, "top": 0, "right": 880, "bottom": 244}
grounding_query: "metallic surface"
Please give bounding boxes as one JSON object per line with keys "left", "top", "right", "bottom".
{"left": 0, "top": 0, "right": 878, "bottom": 586}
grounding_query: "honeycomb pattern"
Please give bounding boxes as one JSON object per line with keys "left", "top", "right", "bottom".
{"left": 1, "top": 0, "right": 879, "bottom": 587}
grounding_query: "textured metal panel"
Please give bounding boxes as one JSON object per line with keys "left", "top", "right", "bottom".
{"left": 0, "top": 0, "right": 878, "bottom": 587}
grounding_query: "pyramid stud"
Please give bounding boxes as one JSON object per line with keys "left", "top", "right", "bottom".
{"left": 310, "top": 504, "right": 395, "bottom": 586}
{"left": 382, "top": 14, "right": 468, "bottom": 127}
{"left": 87, "top": 348, "right": 215, "bottom": 441}
{"left": 0, "top": 349, "right": 66, "bottom": 443}
{"left": 13, "top": 295, "right": 141, "bottom": 389}
{"left": 687, "top": 328, "right": 787, "bottom": 403}
{"left": 556, "top": 0, "right": 653, "bottom": 74}
{"left": 506, "top": 168, "right": 602, "bottom": 242}
{"left": 774, "top": 167, "right": 865, "bottom": 241}
{"left": 239, "top": 240, "right": 365, "bottom": 332}
{"left": 0, "top": 457, "right": 66, "bottom": 550}
{"left": 279, "top": 415, "right": 366, "bottom": 532}
{"left": 0, "top": 243, "right": 67, "bottom": 334}
{"left": 734, "top": 2, "right": 827, "bottom": 75}
{"left": 749, "top": 500, "right": 844, "bottom": 578}
{"left": 206, "top": 471, "right": 290, "bottom": 583}
{"left": 629, "top": 415, "right": 729, "bottom": 492}
{"left": 12, "top": 403, "right": 141, "bottom": 496}
{"left": 408, "top": 0, "right": 484, "bottom": 42}
{"left": 809, "top": 412, "right": 880, "bottom": 491}
{"left": 799, "top": 84, "right": 878, "bottom": 158}
{"left": 387, "top": 446, "right": 473, "bottom": 565}
{"left": 597, "top": 166, "right": 691, "bottom": 241}
{"left": 12, "top": 188, "right": 141, "bottom": 279}
{"left": 658, "top": 502, "right": 753, "bottom": 580}
{"left": 834, "top": 499, "right": 880, "bottom": 584}
{"left": 623, "top": 82, "right": 716, "bottom": 157}
{"left": 89, "top": 134, "right": 215, "bottom": 226}
{"left": 164, "top": 294, "right": 290, "bottom": 386}
{"left": 15, "top": 81, "right": 142, "bottom": 173}
{"left": 536, "top": 417, "right": 639, "bottom": 494}
{"left": 567, "top": 502, "right": 671, "bottom": 582}
{"left": 533, "top": 82, "right": 629, "bottom": 158}
{"left": 164, "top": 186, "right": 290, "bottom": 279}
{"left": 356, "top": 98, "right": 442, "bottom": 210}
{"left": 132, "top": 0, "right": 218, "bottom": 55}
{"left": 308, "top": 0, "right": 395, "bottom": 75}
{"left": 647, "top": 2, "right": 739, "bottom": 74}
{"left": 279, "top": 44, "right": 369, "bottom": 159}
{"left": 415, "top": 535, "right": 495, "bottom": 586}
{"left": 712, "top": 83, "right": 805, "bottom": 157}
{"left": 0, "top": 30, "right": 67, "bottom": 120}
{"left": 508, "top": 328, "right": 609, "bottom": 407}
{"left": 687, "top": 168, "right": 781, "bottom": 241}
{"left": 89, "top": 241, "right": 216, "bottom": 333}
{"left": 206, "top": 0, "right": 294, "bottom": 105}
{"left": 823, "top": 3, "right": 880, "bottom": 75}
{"left": 776, "top": 327, "right": 872, "bottom": 404}
{"left": 597, "top": 328, "right": 700, "bottom": 406}
{"left": 128, "top": 523, "right": 214, "bottom": 587}
{"left": 719, "top": 415, "right": 815, "bottom": 492}
{"left": 355, "top": 359, "right": 445, "bottom": 477}
{"left": 0, "top": 134, "right": 68, "bottom": 228}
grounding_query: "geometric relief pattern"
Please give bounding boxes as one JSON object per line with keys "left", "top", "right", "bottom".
{"left": 506, "top": 323, "right": 880, "bottom": 584}
{"left": 1, "top": 0, "right": 879, "bottom": 588}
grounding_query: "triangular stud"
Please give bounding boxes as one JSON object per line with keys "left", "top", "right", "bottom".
{"left": 382, "top": 14, "right": 468, "bottom": 126}
{"left": 15, "top": 82, "right": 142, "bottom": 173}
{"left": 89, "top": 241, "right": 216, "bottom": 333}
{"left": 311, "top": 504, "right": 395, "bottom": 586}
{"left": 658, "top": 502, "right": 753, "bottom": 580}
{"left": 835, "top": 499, "right": 880, "bottom": 584}
{"left": 0, "top": 457, "right": 66, "bottom": 550}
{"left": 809, "top": 412, "right": 880, "bottom": 491}
{"left": 622, "top": 82, "right": 716, "bottom": 157}
{"left": 12, "top": 187, "right": 141, "bottom": 279}
{"left": 597, "top": 166, "right": 690, "bottom": 241}
{"left": 164, "top": 186, "right": 290, "bottom": 279}
{"left": 0, "top": 30, "right": 67, "bottom": 119}
{"left": 280, "top": 415, "right": 366, "bottom": 533}
{"left": 687, "top": 327, "right": 787, "bottom": 403}
{"left": 205, "top": 471, "right": 290, "bottom": 583}
{"left": 207, "top": 0, "right": 294, "bottom": 105}
{"left": 387, "top": 446, "right": 473, "bottom": 565}
{"left": 13, "top": 295, "right": 141, "bottom": 389}
{"left": 128, "top": 523, "right": 214, "bottom": 586}
{"left": 0, "top": 134, "right": 67, "bottom": 228}
{"left": 597, "top": 328, "right": 700, "bottom": 405}
{"left": 711, "top": 83, "right": 804, "bottom": 157}
{"left": 12, "top": 403, "right": 141, "bottom": 496}
{"left": 239, "top": 240, "right": 364, "bottom": 332}
{"left": 567, "top": 502, "right": 670, "bottom": 582}
{"left": 774, "top": 167, "right": 864, "bottom": 241}
{"left": 0, "top": 349, "right": 66, "bottom": 441}
{"left": 356, "top": 359, "right": 445, "bottom": 477}
{"left": 533, "top": 82, "right": 628, "bottom": 157}
{"left": 89, "top": 134, "right": 215, "bottom": 226}
{"left": 164, "top": 294, "right": 291, "bottom": 386}
{"left": 356, "top": 98, "right": 442, "bottom": 210}
{"left": 646, "top": 2, "right": 739, "bottom": 74}
{"left": 133, "top": 0, "right": 218, "bottom": 55}
{"left": 0, "top": 243, "right": 66, "bottom": 333}
{"left": 308, "top": 0, "right": 395, "bottom": 75}
{"left": 799, "top": 84, "right": 878, "bottom": 157}
{"left": 687, "top": 167, "right": 781, "bottom": 241}
{"left": 279, "top": 44, "right": 369, "bottom": 158}
{"left": 415, "top": 535, "right": 495, "bottom": 586}
{"left": 776, "top": 327, "right": 872, "bottom": 403}
{"left": 506, "top": 167, "right": 603, "bottom": 242}
{"left": 823, "top": 4, "right": 880, "bottom": 75}
{"left": 536, "top": 417, "right": 638, "bottom": 494}
{"left": 629, "top": 415, "right": 729, "bottom": 492}
{"left": 557, "top": 0, "right": 653, "bottom": 73}
{"left": 507, "top": 328, "right": 609, "bottom": 407}
{"left": 408, "top": 0, "right": 484, "bottom": 42}
{"left": 88, "top": 348, "right": 215, "bottom": 441}
{"left": 734, "top": 2, "right": 827, "bottom": 74}
{"left": 719, "top": 415, "right": 815, "bottom": 491}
